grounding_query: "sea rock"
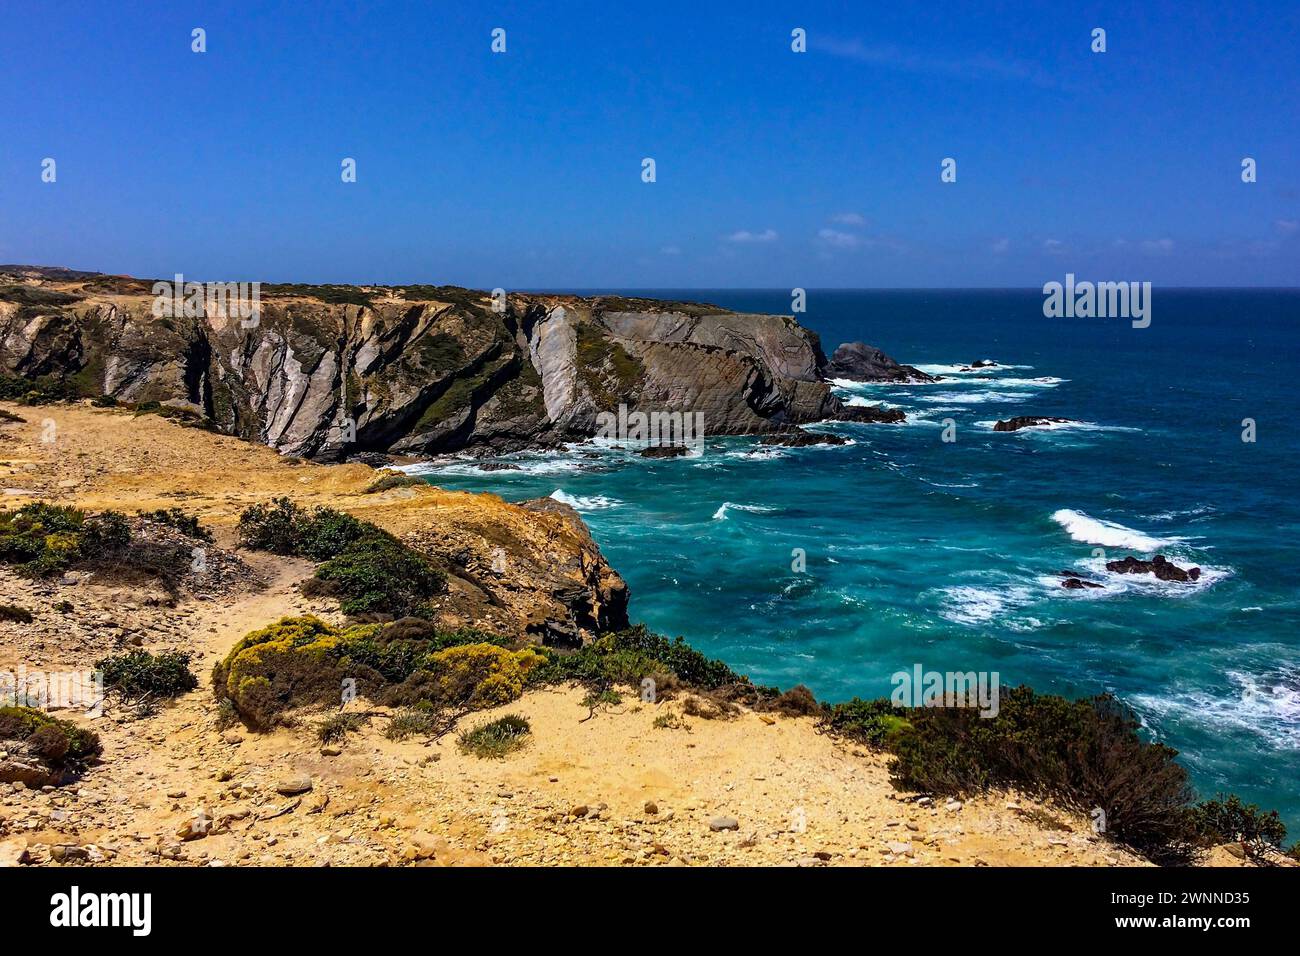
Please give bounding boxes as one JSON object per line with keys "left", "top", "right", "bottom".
{"left": 1105, "top": 554, "right": 1201, "bottom": 582}
{"left": 759, "top": 431, "right": 848, "bottom": 447}
{"left": 639, "top": 445, "right": 690, "bottom": 458}
{"left": 1061, "top": 577, "right": 1104, "bottom": 590}
{"left": 993, "top": 416, "right": 1076, "bottom": 432}
{"left": 835, "top": 404, "right": 906, "bottom": 424}
{"left": 823, "top": 342, "right": 937, "bottom": 383}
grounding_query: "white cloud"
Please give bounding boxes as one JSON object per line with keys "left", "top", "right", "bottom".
{"left": 818, "top": 228, "right": 862, "bottom": 249}
{"left": 1274, "top": 219, "right": 1299, "bottom": 235}
{"left": 991, "top": 238, "right": 1010, "bottom": 254}
{"left": 830, "top": 212, "right": 866, "bottom": 226}
{"left": 725, "top": 229, "right": 778, "bottom": 244}
{"left": 1140, "top": 238, "right": 1175, "bottom": 255}
{"left": 660, "top": 244, "right": 682, "bottom": 256}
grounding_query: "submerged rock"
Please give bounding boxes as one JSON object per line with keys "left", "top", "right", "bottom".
{"left": 835, "top": 404, "right": 906, "bottom": 424}
{"left": 639, "top": 445, "right": 690, "bottom": 458}
{"left": 1061, "top": 577, "right": 1104, "bottom": 590}
{"left": 823, "top": 342, "right": 937, "bottom": 383}
{"left": 1106, "top": 555, "right": 1201, "bottom": 582}
{"left": 759, "top": 431, "right": 848, "bottom": 447}
{"left": 993, "top": 416, "right": 1076, "bottom": 432}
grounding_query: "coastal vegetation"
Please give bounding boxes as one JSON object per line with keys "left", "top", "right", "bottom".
{"left": 237, "top": 497, "right": 446, "bottom": 617}
{"left": 97, "top": 650, "right": 198, "bottom": 700}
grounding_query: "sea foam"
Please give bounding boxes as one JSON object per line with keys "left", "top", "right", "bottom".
{"left": 1051, "top": 509, "right": 1175, "bottom": 551}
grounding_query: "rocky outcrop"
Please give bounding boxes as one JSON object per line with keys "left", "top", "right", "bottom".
{"left": 1106, "top": 555, "right": 1201, "bottom": 582}
{"left": 0, "top": 271, "right": 860, "bottom": 460}
{"left": 824, "top": 342, "right": 936, "bottom": 383}
{"left": 760, "top": 431, "right": 849, "bottom": 447}
{"left": 835, "top": 404, "right": 906, "bottom": 424}
{"left": 993, "top": 416, "right": 1076, "bottom": 432}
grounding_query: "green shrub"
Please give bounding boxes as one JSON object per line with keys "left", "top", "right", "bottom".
{"left": 97, "top": 650, "right": 198, "bottom": 699}
{"left": 0, "top": 374, "right": 82, "bottom": 405}
{"left": 529, "top": 625, "right": 742, "bottom": 692}
{"left": 457, "top": 714, "right": 531, "bottom": 759}
{"left": 385, "top": 706, "right": 438, "bottom": 741}
{"left": 365, "top": 470, "right": 424, "bottom": 494}
{"left": 821, "top": 697, "right": 911, "bottom": 747}
{"left": 306, "top": 530, "right": 445, "bottom": 617}
{"left": 211, "top": 616, "right": 383, "bottom": 728}
{"left": 0, "top": 706, "right": 101, "bottom": 761}
{"left": 1192, "top": 795, "right": 1287, "bottom": 850}
{"left": 0, "top": 505, "right": 130, "bottom": 575}
{"left": 316, "top": 711, "right": 367, "bottom": 744}
{"left": 141, "top": 508, "right": 212, "bottom": 542}
{"left": 237, "top": 499, "right": 443, "bottom": 616}
{"left": 884, "top": 687, "right": 1200, "bottom": 864}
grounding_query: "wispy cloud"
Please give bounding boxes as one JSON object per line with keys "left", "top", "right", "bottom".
{"left": 1274, "top": 219, "right": 1299, "bottom": 235}
{"left": 818, "top": 228, "right": 862, "bottom": 249}
{"left": 830, "top": 212, "right": 866, "bottom": 226}
{"left": 815, "top": 37, "right": 1061, "bottom": 89}
{"left": 725, "top": 229, "right": 778, "bottom": 244}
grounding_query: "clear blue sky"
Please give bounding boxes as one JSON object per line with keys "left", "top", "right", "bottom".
{"left": 2, "top": 0, "right": 1296, "bottom": 288}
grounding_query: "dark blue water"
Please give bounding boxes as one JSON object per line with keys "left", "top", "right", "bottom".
{"left": 414, "top": 289, "right": 1300, "bottom": 829}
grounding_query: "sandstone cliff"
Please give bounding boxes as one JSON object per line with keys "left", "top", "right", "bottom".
{"left": 0, "top": 269, "right": 850, "bottom": 460}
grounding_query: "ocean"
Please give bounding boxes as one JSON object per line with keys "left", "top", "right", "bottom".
{"left": 406, "top": 288, "right": 1300, "bottom": 831}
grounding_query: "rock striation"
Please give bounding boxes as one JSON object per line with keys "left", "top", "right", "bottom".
{"left": 0, "top": 271, "right": 871, "bottom": 460}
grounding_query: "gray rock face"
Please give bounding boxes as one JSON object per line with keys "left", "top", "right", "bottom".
{"left": 824, "top": 341, "right": 936, "bottom": 383}
{"left": 0, "top": 271, "right": 866, "bottom": 460}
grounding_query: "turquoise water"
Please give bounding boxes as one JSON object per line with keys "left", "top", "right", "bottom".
{"left": 412, "top": 289, "right": 1300, "bottom": 830}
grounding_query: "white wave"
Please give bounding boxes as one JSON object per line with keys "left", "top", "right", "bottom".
{"left": 1132, "top": 667, "right": 1300, "bottom": 749}
{"left": 712, "top": 501, "right": 776, "bottom": 521}
{"left": 913, "top": 362, "right": 1033, "bottom": 376}
{"left": 549, "top": 489, "right": 621, "bottom": 510}
{"left": 974, "top": 419, "right": 1140, "bottom": 434}
{"left": 918, "top": 391, "right": 1028, "bottom": 405}
{"left": 937, "top": 584, "right": 1036, "bottom": 625}
{"left": 1051, "top": 509, "right": 1177, "bottom": 551}
{"left": 726, "top": 447, "right": 788, "bottom": 461}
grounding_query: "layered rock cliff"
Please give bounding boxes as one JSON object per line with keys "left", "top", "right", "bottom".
{"left": 0, "top": 269, "right": 852, "bottom": 460}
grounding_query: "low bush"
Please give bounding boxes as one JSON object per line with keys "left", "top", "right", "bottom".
{"left": 457, "top": 714, "right": 531, "bottom": 759}
{"left": 365, "top": 470, "right": 425, "bottom": 493}
{"left": 528, "top": 624, "right": 742, "bottom": 692}
{"left": 0, "top": 706, "right": 101, "bottom": 761}
{"left": 316, "top": 711, "right": 367, "bottom": 744}
{"left": 211, "top": 616, "right": 383, "bottom": 728}
{"left": 141, "top": 508, "right": 212, "bottom": 542}
{"left": 212, "top": 615, "right": 518, "bottom": 727}
{"left": 1192, "top": 795, "right": 1287, "bottom": 851}
{"left": 0, "top": 504, "right": 131, "bottom": 575}
{"left": 0, "top": 373, "right": 82, "bottom": 405}
{"left": 385, "top": 706, "right": 438, "bottom": 741}
{"left": 97, "top": 650, "right": 198, "bottom": 699}
{"left": 238, "top": 498, "right": 445, "bottom": 616}
{"left": 305, "top": 530, "right": 445, "bottom": 617}
{"left": 821, "top": 697, "right": 911, "bottom": 747}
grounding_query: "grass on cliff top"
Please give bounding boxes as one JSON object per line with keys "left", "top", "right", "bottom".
{"left": 589, "top": 295, "right": 728, "bottom": 317}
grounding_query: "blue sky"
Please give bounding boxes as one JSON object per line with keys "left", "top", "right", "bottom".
{"left": 1, "top": 0, "right": 1296, "bottom": 288}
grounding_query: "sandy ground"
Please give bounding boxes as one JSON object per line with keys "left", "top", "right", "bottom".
{"left": 0, "top": 401, "right": 1190, "bottom": 866}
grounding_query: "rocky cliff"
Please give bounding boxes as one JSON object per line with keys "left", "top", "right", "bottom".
{"left": 0, "top": 269, "right": 854, "bottom": 460}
